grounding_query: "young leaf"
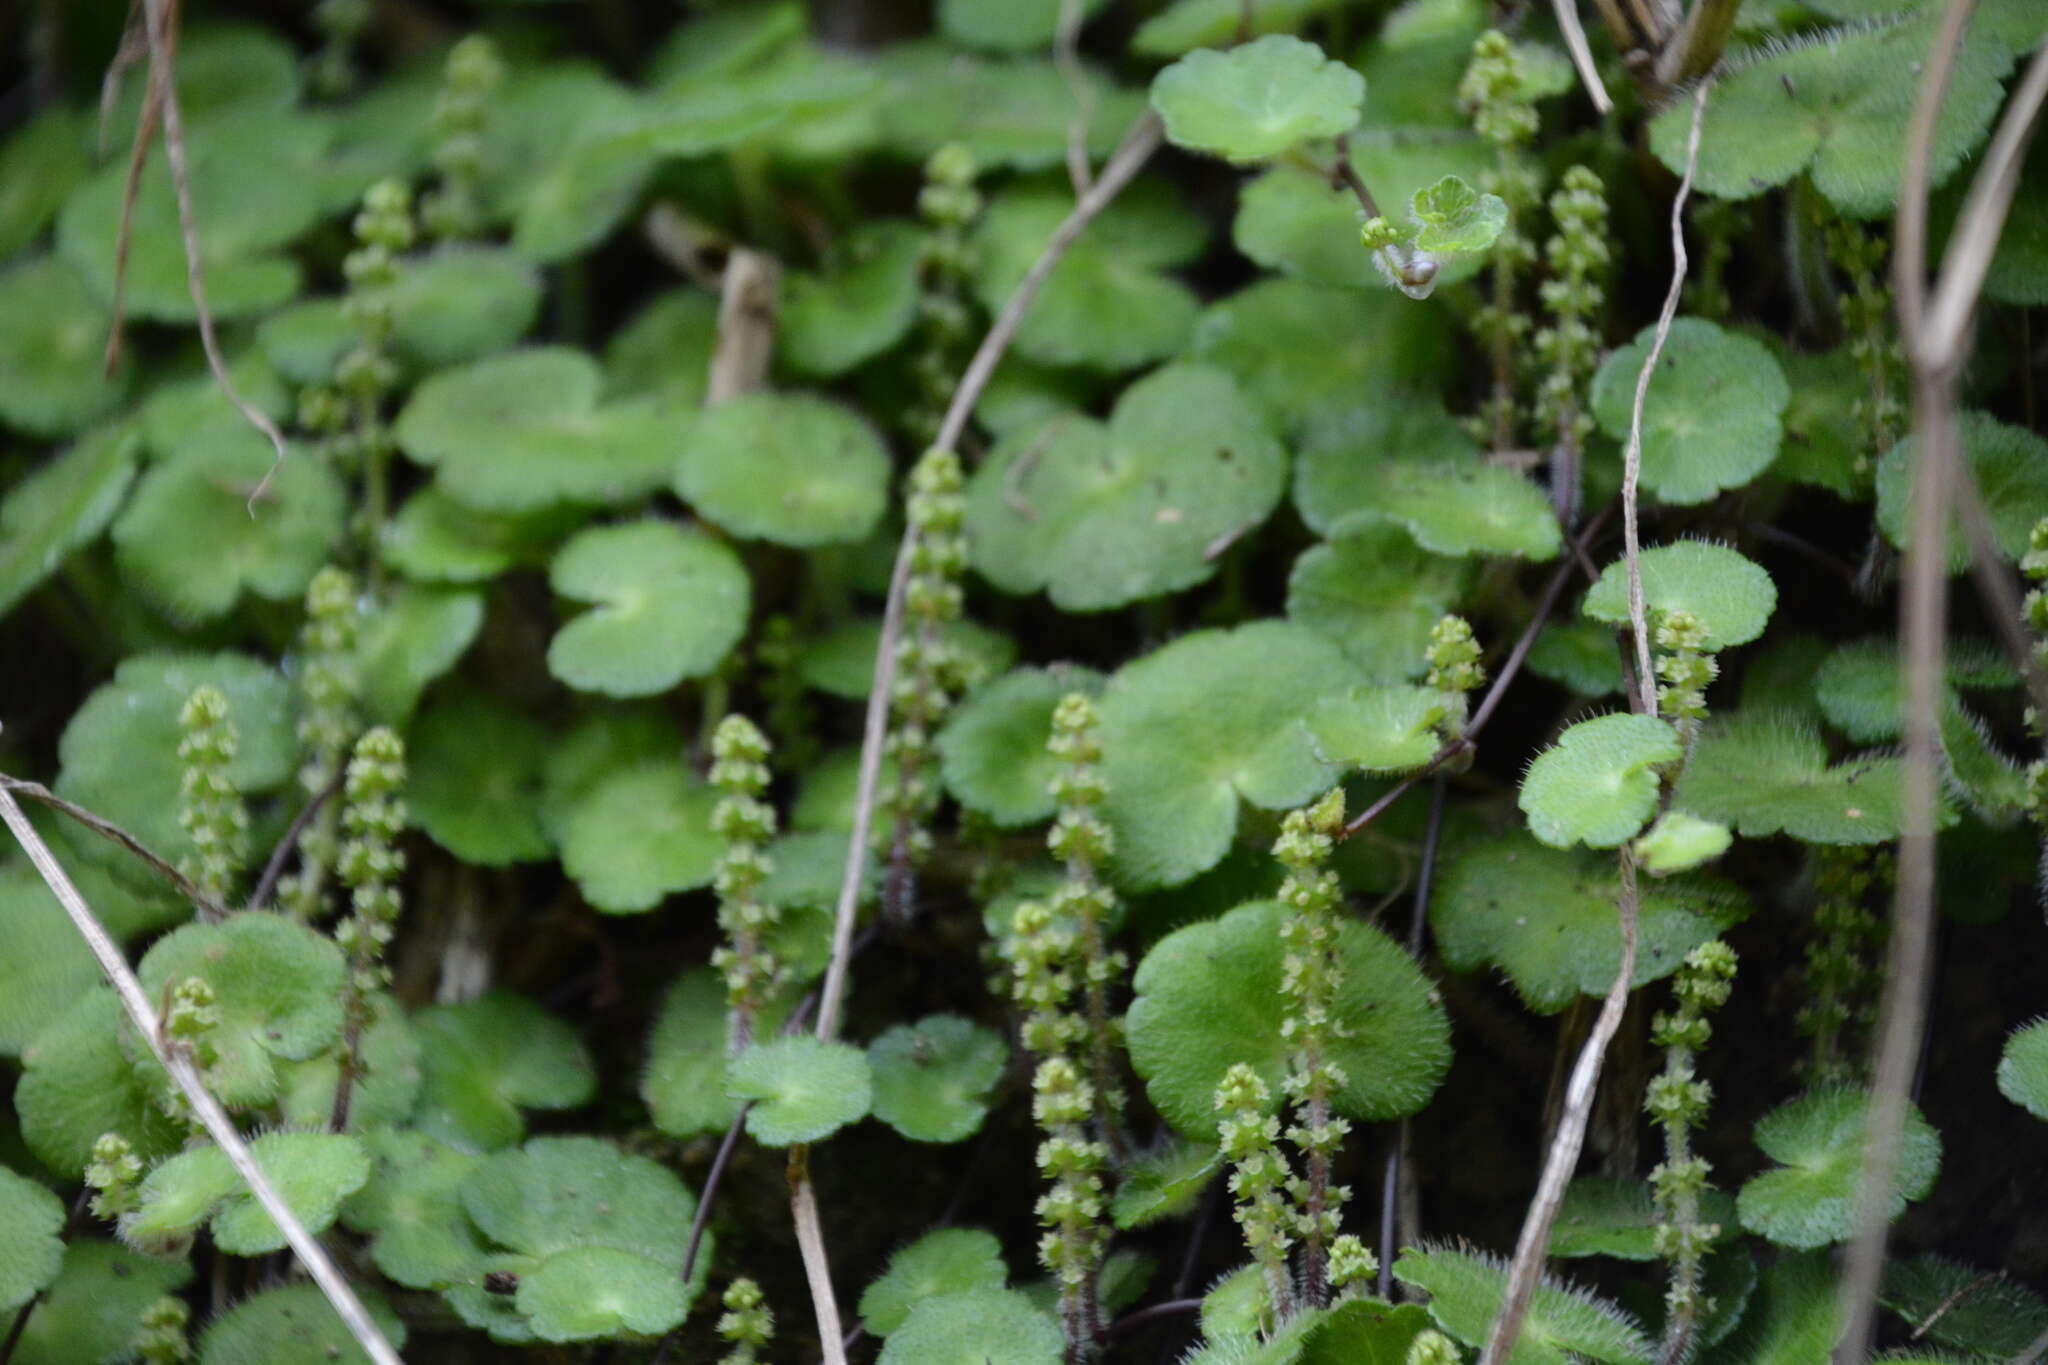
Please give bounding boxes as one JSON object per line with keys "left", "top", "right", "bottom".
{"left": 1876, "top": 411, "right": 2048, "bottom": 572}
{"left": 1393, "top": 1246, "right": 1653, "bottom": 1365}
{"left": 112, "top": 430, "right": 346, "bottom": 623}
{"left": 546, "top": 519, "right": 749, "bottom": 697}
{"left": 938, "top": 666, "right": 1108, "bottom": 827}
{"left": 0, "top": 1166, "right": 65, "bottom": 1314}
{"left": 781, "top": 220, "right": 926, "bottom": 377}
{"left": 1674, "top": 711, "right": 1924, "bottom": 845}
{"left": 1287, "top": 524, "right": 1474, "bottom": 681}
{"left": 1409, "top": 174, "right": 1508, "bottom": 253}
{"left": 199, "top": 1282, "right": 408, "bottom": 1365}
{"left": 1736, "top": 1087, "right": 1941, "bottom": 1249}
{"left": 1097, "top": 622, "right": 1353, "bottom": 889}
{"left": 1581, "top": 541, "right": 1777, "bottom": 650}
{"left": 407, "top": 690, "right": 553, "bottom": 866}
{"left": 867, "top": 1014, "right": 1008, "bottom": 1144}
{"left": 395, "top": 347, "right": 681, "bottom": 513}
{"left": 0, "top": 256, "right": 131, "bottom": 437}
{"left": 1431, "top": 833, "right": 1749, "bottom": 1013}
{"left": 964, "top": 364, "right": 1286, "bottom": 611}
{"left": 1997, "top": 1018, "right": 2048, "bottom": 1121}
{"left": 1150, "top": 35, "right": 1365, "bottom": 164}
{"left": 860, "top": 1228, "right": 1010, "bottom": 1336}
{"left": 1632, "top": 810, "right": 1733, "bottom": 875}
{"left": 726, "top": 1035, "right": 874, "bottom": 1146}
{"left": 1589, "top": 319, "right": 1789, "bottom": 506}
{"left": 0, "top": 423, "right": 139, "bottom": 617}
{"left": 555, "top": 761, "right": 721, "bottom": 913}
{"left": 675, "top": 393, "right": 891, "bottom": 546}
{"left": 1126, "top": 899, "right": 1449, "bottom": 1135}
{"left": 1306, "top": 685, "right": 1448, "bottom": 773}
{"left": 877, "top": 1287, "right": 1065, "bottom": 1365}
{"left": 412, "top": 991, "right": 596, "bottom": 1153}
{"left": 1519, "top": 714, "right": 1683, "bottom": 850}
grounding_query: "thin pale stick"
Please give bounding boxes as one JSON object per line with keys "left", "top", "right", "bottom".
{"left": 789, "top": 1148, "right": 847, "bottom": 1365}
{"left": 0, "top": 775, "right": 228, "bottom": 919}
{"left": 1620, "top": 83, "right": 1709, "bottom": 716}
{"left": 96, "top": 0, "right": 148, "bottom": 160}
{"left": 2013, "top": 1324, "right": 2048, "bottom": 1365}
{"left": 137, "top": 0, "right": 291, "bottom": 506}
{"left": 1055, "top": 0, "right": 1095, "bottom": 197}
{"left": 1478, "top": 850, "right": 1642, "bottom": 1365}
{"left": 1654, "top": 0, "right": 1741, "bottom": 87}
{"left": 248, "top": 767, "right": 347, "bottom": 910}
{"left": 0, "top": 787, "right": 404, "bottom": 1365}
{"left": 104, "top": 50, "right": 162, "bottom": 376}
{"left": 1551, "top": 0, "right": 1614, "bottom": 114}
{"left": 1892, "top": 0, "right": 1979, "bottom": 339}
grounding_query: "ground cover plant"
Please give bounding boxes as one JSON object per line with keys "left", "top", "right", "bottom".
{"left": 0, "top": 0, "right": 2046, "bottom": 1362}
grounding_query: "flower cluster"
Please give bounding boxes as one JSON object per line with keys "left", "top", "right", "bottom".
{"left": 177, "top": 685, "right": 247, "bottom": 907}
{"left": 717, "top": 1277, "right": 774, "bottom": 1365}
{"left": 906, "top": 144, "right": 982, "bottom": 445}
{"left": 1427, "top": 614, "right": 1485, "bottom": 745}
{"left": 1800, "top": 846, "right": 1885, "bottom": 1082}
{"left": 1048, "top": 693, "right": 1125, "bottom": 1129}
{"left": 1654, "top": 609, "right": 1718, "bottom": 739}
{"left": 1533, "top": 165, "right": 1610, "bottom": 518}
{"left": 422, "top": 35, "right": 503, "bottom": 241}
{"left": 281, "top": 566, "right": 360, "bottom": 919}
{"left": 1647, "top": 940, "right": 1737, "bottom": 1354}
{"left": 1216, "top": 1062, "right": 1298, "bottom": 1323}
{"left": 710, "top": 715, "right": 781, "bottom": 1054}
{"left": 1460, "top": 30, "right": 1543, "bottom": 450}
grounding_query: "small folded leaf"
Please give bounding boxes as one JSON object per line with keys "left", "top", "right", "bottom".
{"left": 556, "top": 761, "right": 721, "bottom": 913}
{"left": 412, "top": 991, "right": 596, "bottom": 1153}
{"left": 675, "top": 393, "right": 891, "bottom": 546}
{"left": 964, "top": 364, "right": 1286, "bottom": 611}
{"left": 1675, "top": 711, "right": 1924, "bottom": 845}
{"left": 781, "top": 221, "right": 926, "bottom": 377}
{"left": 199, "top": 1283, "right": 408, "bottom": 1365}
{"left": 1876, "top": 411, "right": 2048, "bottom": 572}
{"left": 877, "top": 1287, "right": 1065, "bottom": 1365}
{"left": 860, "top": 1228, "right": 1009, "bottom": 1336}
{"left": 407, "top": 691, "right": 553, "bottom": 866}
{"left": 1550, "top": 1177, "right": 1736, "bottom": 1260}
{"left": 0, "top": 1166, "right": 65, "bottom": 1314}
{"left": 1286, "top": 524, "right": 1473, "bottom": 681}
{"left": 1098, "top": 623, "right": 1354, "bottom": 889}
{"left": 1393, "top": 1246, "right": 1653, "bottom": 1365}
{"left": 1581, "top": 541, "right": 1777, "bottom": 650}
{"left": 1126, "top": 899, "right": 1450, "bottom": 1135}
{"left": 727, "top": 1035, "right": 874, "bottom": 1146}
{"left": 1306, "top": 685, "right": 1447, "bottom": 773}
{"left": 112, "top": 431, "right": 346, "bottom": 623}
{"left": 547, "top": 519, "right": 749, "bottom": 697}
{"left": 1409, "top": 174, "right": 1508, "bottom": 253}
{"left": 1997, "top": 1019, "right": 2048, "bottom": 1121}
{"left": 1736, "top": 1087, "right": 1941, "bottom": 1249}
{"left": 1633, "top": 810, "right": 1732, "bottom": 875}
{"left": 1519, "top": 714, "right": 1683, "bottom": 850}
{"left": 868, "top": 1015, "right": 1008, "bottom": 1144}
{"left": 1589, "top": 319, "right": 1789, "bottom": 506}
{"left": 1150, "top": 35, "right": 1365, "bottom": 163}
{"left": 0, "top": 256, "right": 131, "bottom": 437}
{"left": 396, "top": 347, "right": 681, "bottom": 512}
{"left": 938, "top": 666, "right": 1107, "bottom": 827}
{"left": 1431, "top": 833, "right": 1749, "bottom": 1013}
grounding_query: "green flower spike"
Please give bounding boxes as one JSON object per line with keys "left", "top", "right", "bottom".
{"left": 710, "top": 715, "right": 781, "bottom": 1054}
{"left": 335, "top": 726, "right": 405, "bottom": 1126}
{"left": 1647, "top": 940, "right": 1737, "bottom": 1361}
{"left": 281, "top": 566, "right": 361, "bottom": 919}
{"left": 1655, "top": 609, "right": 1719, "bottom": 745}
{"left": 718, "top": 1277, "right": 773, "bottom": 1365}
{"left": 134, "top": 1294, "right": 190, "bottom": 1365}
{"left": 1459, "top": 30, "right": 1543, "bottom": 451}
{"left": 1426, "top": 613, "right": 1486, "bottom": 744}
{"left": 905, "top": 145, "right": 983, "bottom": 444}
{"left": 422, "top": 35, "right": 503, "bottom": 241}
{"left": 86, "top": 1132, "right": 144, "bottom": 1220}
{"left": 1534, "top": 166, "right": 1610, "bottom": 522}
{"left": 1801, "top": 847, "right": 1885, "bottom": 1083}
{"left": 177, "top": 686, "right": 248, "bottom": 907}
{"left": 1047, "top": 692, "right": 1126, "bottom": 1136}
{"left": 1217, "top": 1061, "right": 1298, "bottom": 1324}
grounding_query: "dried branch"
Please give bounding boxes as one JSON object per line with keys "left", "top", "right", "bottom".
{"left": 1620, "top": 82, "right": 1710, "bottom": 716}
{"left": 1552, "top": 0, "right": 1615, "bottom": 115}
{"left": 0, "top": 775, "right": 228, "bottom": 919}
{"left": 789, "top": 1147, "right": 847, "bottom": 1365}
{"left": 248, "top": 767, "right": 346, "bottom": 911}
{"left": 705, "top": 247, "right": 782, "bottom": 405}
{"left": 1654, "top": 0, "right": 1741, "bottom": 87}
{"left": 0, "top": 786, "right": 404, "bottom": 1365}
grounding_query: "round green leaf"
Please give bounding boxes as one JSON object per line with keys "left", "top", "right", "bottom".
{"left": 1519, "top": 714, "right": 1683, "bottom": 850}
{"left": 340, "top": 1130, "right": 486, "bottom": 1290}
{"left": 1528, "top": 620, "right": 1626, "bottom": 699}
{"left": 868, "top": 1014, "right": 1008, "bottom": 1144}
{"left": 1111, "top": 1139, "right": 1221, "bottom": 1230}
{"left": 0, "top": 256, "right": 131, "bottom": 437}
{"left": 1648, "top": 16, "right": 2011, "bottom": 218}
{"left": 556, "top": 762, "right": 721, "bottom": 913}
{"left": 1633, "top": 810, "right": 1733, "bottom": 875}
{"left": 1150, "top": 35, "right": 1365, "bottom": 163}
{"left": 0, "top": 1166, "right": 64, "bottom": 1314}
{"left": 1393, "top": 1246, "right": 1652, "bottom": 1365}
{"left": 0, "top": 866, "right": 104, "bottom": 1055}
{"left": 539, "top": 707, "right": 686, "bottom": 844}
{"left": 136, "top": 348, "right": 291, "bottom": 460}
{"left": 412, "top": 991, "right": 596, "bottom": 1154}
{"left": 356, "top": 585, "right": 486, "bottom": 725}
{"left": 1099, "top": 622, "right": 1353, "bottom": 888}
{"left": 937, "top": 665, "right": 1106, "bottom": 827}
{"left": 389, "top": 247, "right": 544, "bottom": 370}
{"left": 16, "top": 990, "right": 184, "bottom": 1179}
{"left": 407, "top": 691, "right": 553, "bottom": 866}
{"left": 971, "top": 184, "right": 1203, "bottom": 372}
{"left": 0, "top": 424, "right": 139, "bottom": 617}
{"left": 861, "top": 1229, "right": 1010, "bottom": 1336}
{"left": 0, "top": 108, "right": 90, "bottom": 260}
{"left": 1306, "top": 685, "right": 1448, "bottom": 774}
{"left": 383, "top": 488, "right": 582, "bottom": 586}
{"left": 1997, "top": 1019, "right": 2048, "bottom": 1120}
{"left": 1431, "top": 833, "right": 1748, "bottom": 1013}
{"left": 781, "top": 221, "right": 926, "bottom": 377}
{"left": 727, "top": 1035, "right": 874, "bottom": 1146}
{"left": 1126, "top": 899, "right": 1450, "bottom": 1135}
{"left": 1589, "top": 319, "right": 1789, "bottom": 505}
{"left": 878, "top": 1287, "right": 1064, "bottom": 1365}
{"left": 1876, "top": 411, "right": 2048, "bottom": 573}
{"left": 255, "top": 298, "right": 352, "bottom": 387}
{"left": 1736, "top": 1087, "right": 1941, "bottom": 1249}
{"left": 1581, "top": 541, "right": 1777, "bottom": 650}
{"left": 112, "top": 431, "right": 346, "bottom": 623}
{"left": 517, "top": 1246, "right": 689, "bottom": 1342}
{"left": 547, "top": 519, "right": 749, "bottom": 697}
{"left": 1288, "top": 524, "right": 1473, "bottom": 681}
{"left": 603, "top": 290, "right": 718, "bottom": 411}
{"left": 199, "top": 1282, "right": 407, "bottom": 1365}
{"left": 135, "top": 912, "right": 348, "bottom": 1108}
{"left": 276, "top": 994, "right": 420, "bottom": 1134}
{"left": 676, "top": 393, "right": 890, "bottom": 546}
{"left": 1674, "top": 711, "right": 1923, "bottom": 845}
{"left": 965, "top": 364, "right": 1285, "bottom": 611}
{"left": 877, "top": 48, "right": 1147, "bottom": 172}
{"left": 6, "top": 1240, "right": 191, "bottom": 1365}
{"left": 461, "top": 1135, "right": 697, "bottom": 1268}
{"left": 180, "top": 1133, "right": 370, "bottom": 1256}
{"left": 1410, "top": 174, "right": 1509, "bottom": 253}
{"left": 1771, "top": 342, "right": 1871, "bottom": 498}
{"left": 643, "top": 968, "right": 775, "bottom": 1139}
{"left": 396, "top": 347, "right": 681, "bottom": 512}
{"left": 54, "top": 652, "right": 294, "bottom": 886}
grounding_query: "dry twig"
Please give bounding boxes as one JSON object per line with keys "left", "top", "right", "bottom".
{"left": 0, "top": 774, "right": 228, "bottom": 920}
{"left": 1551, "top": 0, "right": 1615, "bottom": 115}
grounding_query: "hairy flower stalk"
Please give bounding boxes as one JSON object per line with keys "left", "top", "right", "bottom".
{"left": 1047, "top": 693, "right": 1127, "bottom": 1143}
{"left": 1532, "top": 166, "right": 1610, "bottom": 526}
{"left": 332, "top": 727, "right": 405, "bottom": 1130}
{"left": 905, "top": 144, "right": 983, "bottom": 445}
{"left": 717, "top": 1277, "right": 774, "bottom": 1364}
{"left": 422, "top": 35, "right": 502, "bottom": 241}
{"left": 1216, "top": 1063, "right": 1298, "bottom": 1325}
{"left": 85, "top": 1132, "right": 143, "bottom": 1220}
{"left": 1800, "top": 847, "right": 1885, "bottom": 1082}
{"left": 1825, "top": 215, "right": 1905, "bottom": 474}
{"left": 344, "top": 181, "right": 411, "bottom": 580}
{"left": 158, "top": 977, "right": 221, "bottom": 1128}
{"left": 1653, "top": 610, "right": 1717, "bottom": 753}
{"left": 882, "top": 446, "right": 978, "bottom": 920}
{"left": 178, "top": 686, "right": 247, "bottom": 912}
{"left": 710, "top": 715, "right": 781, "bottom": 1056}
{"left": 1427, "top": 614, "right": 1486, "bottom": 748}
{"left": 1275, "top": 788, "right": 1351, "bottom": 1308}
{"left": 757, "top": 615, "right": 818, "bottom": 775}
{"left": 1647, "top": 940, "right": 1737, "bottom": 1365}
{"left": 1459, "top": 30, "right": 1542, "bottom": 452}
{"left": 280, "top": 566, "right": 360, "bottom": 919}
